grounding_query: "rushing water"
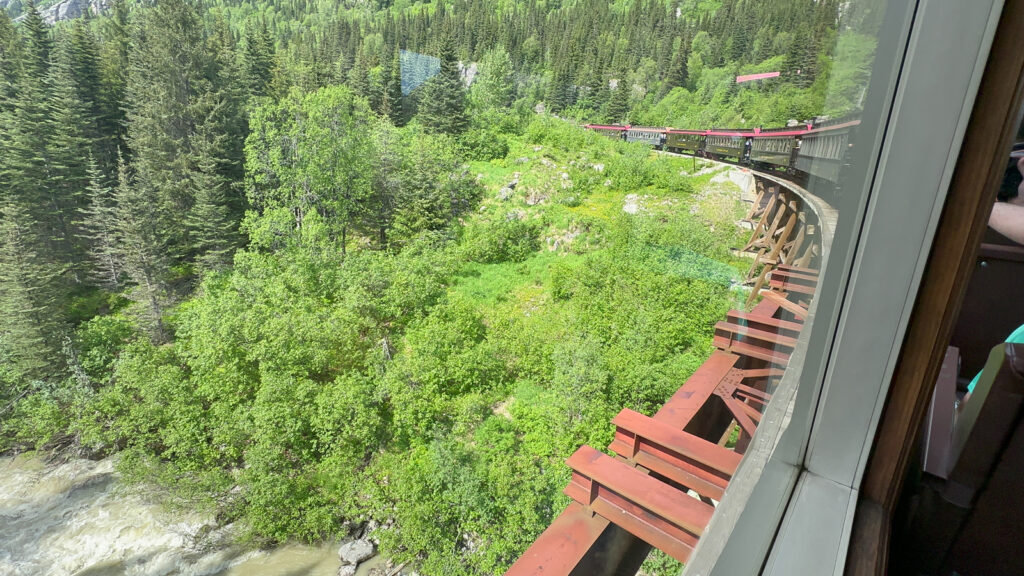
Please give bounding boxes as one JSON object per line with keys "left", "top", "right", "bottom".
{"left": 0, "top": 454, "right": 394, "bottom": 576}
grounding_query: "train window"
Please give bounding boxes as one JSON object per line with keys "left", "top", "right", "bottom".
{"left": 684, "top": 0, "right": 1011, "bottom": 574}
{"left": 507, "top": 1, "right": 1009, "bottom": 575}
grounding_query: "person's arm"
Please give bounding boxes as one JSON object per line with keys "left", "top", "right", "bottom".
{"left": 989, "top": 202, "right": 1024, "bottom": 244}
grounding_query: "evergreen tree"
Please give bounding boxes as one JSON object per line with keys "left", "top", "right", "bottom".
{"left": 660, "top": 43, "right": 688, "bottom": 98}
{"left": 186, "top": 123, "right": 239, "bottom": 273}
{"left": 606, "top": 77, "right": 631, "bottom": 123}
{"left": 366, "top": 122, "right": 402, "bottom": 249}
{"left": 80, "top": 157, "right": 122, "bottom": 290}
{"left": 46, "top": 37, "right": 95, "bottom": 282}
{"left": 378, "top": 48, "right": 404, "bottom": 125}
{"left": 347, "top": 48, "right": 371, "bottom": 100}
{"left": 113, "top": 157, "right": 172, "bottom": 343}
{"left": 0, "top": 11, "right": 19, "bottom": 107}
{"left": 417, "top": 36, "right": 468, "bottom": 135}
{"left": 67, "top": 18, "right": 104, "bottom": 156}
{"left": 98, "top": 0, "right": 130, "bottom": 174}
{"left": 242, "top": 18, "right": 276, "bottom": 99}
{"left": 471, "top": 46, "right": 514, "bottom": 111}
{"left": 124, "top": 0, "right": 206, "bottom": 242}
{"left": 20, "top": 0, "right": 50, "bottom": 80}
{"left": 0, "top": 201, "right": 67, "bottom": 382}
{"left": 544, "top": 70, "right": 569, "bottom": 114}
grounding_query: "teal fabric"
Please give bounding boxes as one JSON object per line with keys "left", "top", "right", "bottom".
{"left": 967, "top": 323, "right": 1024, "bottom": 393}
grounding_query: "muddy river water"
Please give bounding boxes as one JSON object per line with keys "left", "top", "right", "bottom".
{"left": 0, "top": 454, "right": 393, "bottom": 576}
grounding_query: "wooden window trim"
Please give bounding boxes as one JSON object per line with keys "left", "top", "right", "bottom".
{"left": 846, "top": 2, "right": 1024, "bottom": 574}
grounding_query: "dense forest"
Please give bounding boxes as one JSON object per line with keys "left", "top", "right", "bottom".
{"left": 0, "top": 0, "right": 877, "bottom": 573}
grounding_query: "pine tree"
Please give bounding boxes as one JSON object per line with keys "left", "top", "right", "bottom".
{"left": 0, "top": 11, "right": 20, "bottom": 107}
{"left": 46, "top": 37, "right": 94, "bottom": 282}
{"left": 378, "top": 48, "right": 404, "bottom": 125}
{"left": 366, "top": 122, "right": 402, "bottom": 249}
{"left": 113, "top": 158, "right": 172, "bottom": 343}
{"left": 20, "top": 0, "right": 51, "bottom": 81}
{"left": 347, "top": 48, "right": 371, "bottom": 99}
{"left": 417, "top": 35, "right": 468, "bottom": 135}
{"left": 3, "top": 7, "right": 52, "bottom": 245}
{"left": 242, "top": 17, "right": 276, "bottom": 99}
{"left": 606, "top": 77, "right": 631, "bottom": 123}
{"left": 0, "top": 201, "right": 67, "bottom": 382}
{"left": 660, "top": 43, "right": 688, "bottom": 98}
{"left": 67, "top": 17, "right": 103, "bottom": 158}
{"left": 544, "top": 70, "right": 569, "bottom": 114}
{"left": 80, "top": 158, "right": 122, "bottom": 290}
{"left": 186, "top": 124, "right": 239, "bottom": 274}
{"left": 98, "top": 0, "right": 130, "bottom": 174}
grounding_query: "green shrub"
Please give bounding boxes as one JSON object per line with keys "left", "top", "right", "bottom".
{"left": 461, "top": 128, "right": 510, "bottom": 161}
{"left": 461, "top": 216, "right": 542, "bottom": 264}
{"left": 607, "top": 144, "right": 652, "bottom": 190}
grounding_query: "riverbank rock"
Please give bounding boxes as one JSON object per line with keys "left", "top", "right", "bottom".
{"left": 338, "top": 539, "right": 376, "bottom": 565}
{"left": 337, "top": 566, "right": 357, "bottom": 576}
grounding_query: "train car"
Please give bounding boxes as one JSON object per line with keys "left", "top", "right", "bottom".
{"left": 705, "top": 129, "right": 755, "bottom": 162}
{"left": 749, "top": 125, "right": 812, "bottom": 171}
{"left": 665, "top": 129, "right": 707, "bottom": 155}
{"left": 584, "top": 124, "right": 628, "bottom": 140}
{"left": 794, "top": 117, "right": 861, "bottom": 183}
{"left": 624, "top": 126, "right": 667, "bottom": 148}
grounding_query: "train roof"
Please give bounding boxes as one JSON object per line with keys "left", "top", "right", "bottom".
{"left": 625, "top": 126, "right": 668, "bottom": 133}
{"left": 584, "top": 124, "right": 628, "bottom": 131}
{"left": 584, "top": 118, "right": 859, "bottom": 138}
{"left": 803, "top": 119, "right": 862, "bottom": 135}
{"left": 707, "top": 129, "right": 758, "bottom": 137}
{"left": 751, "top": 128, "right": 810, "bottom": 138}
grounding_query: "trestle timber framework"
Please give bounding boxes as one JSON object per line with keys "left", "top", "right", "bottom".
{"left": 505, "top": 169, "right": 830, "bottom": 576}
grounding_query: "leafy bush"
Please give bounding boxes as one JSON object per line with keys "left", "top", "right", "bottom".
{"left": 649, "top": 156, "right": 694, "bottom": 192}
{"left": 461, "top": 127, "right": 510, "bottom": 161}
{"left": 75, "top": 314, "right": 138, "bottom": 384}
{"left": 460, "top": 216, "right": 542, "bottom": 264}
{"left": 607, "top": 144, "right": 653, "bottom": 190}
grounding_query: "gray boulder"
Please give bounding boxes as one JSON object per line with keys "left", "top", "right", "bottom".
{"left": 338, "top": 539, "right": 376, "bottom": 566}
{"left": 337, "top": 566, "right": 357, "bottom": 576}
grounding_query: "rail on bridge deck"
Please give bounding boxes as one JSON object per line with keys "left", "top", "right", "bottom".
{"left": 504, "top": 167, "right": 835, "bottom": 576}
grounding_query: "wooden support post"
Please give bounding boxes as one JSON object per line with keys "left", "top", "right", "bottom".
{"left": 745, "top": 182, "right": 766, "bottom": 221}
{"left": 784, "top": 225, "right": 807, "bottom": 266}
{"left": 763, "top": 213, "right": 798, "bottom": 269}
{"left": 796, "top": 243, "right": 818, "bottom": 268}
{"left": 743, "top": 193, "right": 777, "bottom": 251}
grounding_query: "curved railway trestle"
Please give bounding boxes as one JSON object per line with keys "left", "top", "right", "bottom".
{"left": 504, "top": 163, "right": 836, "bottom": 576}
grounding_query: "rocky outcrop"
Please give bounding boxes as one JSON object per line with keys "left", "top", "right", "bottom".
{"left": 6, "top": 0, "right": 110, "bottom": 24}
{"left": 43, "top": 0, "right": 108, "bottom": 23}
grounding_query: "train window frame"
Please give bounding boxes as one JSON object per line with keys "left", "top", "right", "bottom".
{"left": 682, "top": 1, "right": 1009, "bottom": 574}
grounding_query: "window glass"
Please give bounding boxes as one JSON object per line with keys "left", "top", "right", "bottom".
{"left": 507, "top": 0, "right": 919, "bottom": 574}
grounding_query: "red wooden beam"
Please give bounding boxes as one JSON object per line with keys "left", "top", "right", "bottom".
{"left": 504, "top": 503, "right": 611, "bottom": 576}
{"left": 610, "top": 409, "right": 741, "bottom": 500}
{"left": 726, "top": 310, "right": 804, "bottom": 339}
{"left": 565, "top": 446, "right": 715, "bottom": 563}
{"left": 655, "top": 351, "right": 741, "bottom": 426}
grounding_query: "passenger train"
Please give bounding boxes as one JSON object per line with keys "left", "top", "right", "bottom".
{"left": 584, "top": 117, "right": 861, "bottom": 187}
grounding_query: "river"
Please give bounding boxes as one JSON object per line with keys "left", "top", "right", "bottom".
{"left": 0, "top": 454, "right": 398, "bottom": 576}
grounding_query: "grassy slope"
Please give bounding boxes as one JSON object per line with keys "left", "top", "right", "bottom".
{"left": 450, "top": 136, "right": 749, "bottom": 574}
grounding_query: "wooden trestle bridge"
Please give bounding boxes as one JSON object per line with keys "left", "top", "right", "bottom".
{"left": 505, "top": 166, "right": 835, "bottom": 576}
